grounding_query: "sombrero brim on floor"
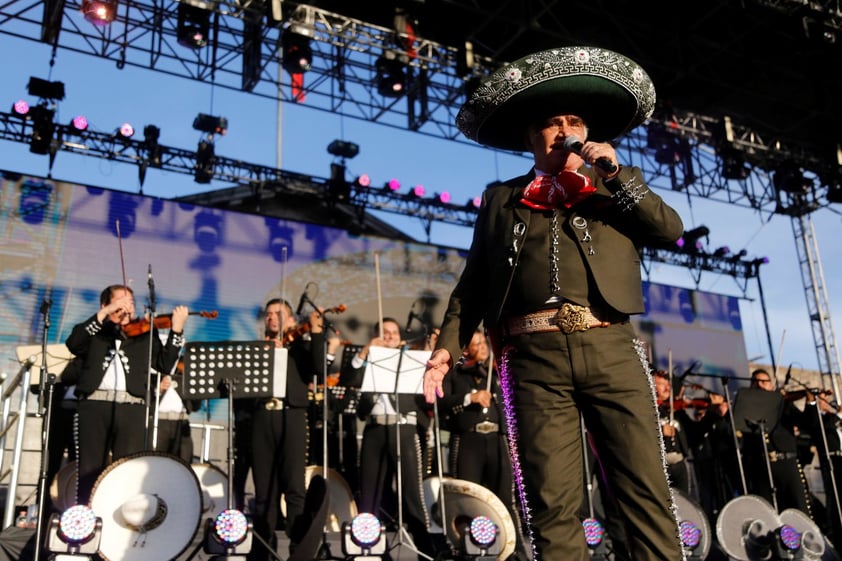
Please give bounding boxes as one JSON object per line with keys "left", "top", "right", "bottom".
{"left": 456, "top": 46, "right": 656, "bottom": 151}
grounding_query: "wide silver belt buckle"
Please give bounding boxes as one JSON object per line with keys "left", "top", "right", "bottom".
{"left": 475, "top": 421, "right": 498, "bottom": 434}
{"left": 555, "top": 303, "right": 589, "bottom": 334}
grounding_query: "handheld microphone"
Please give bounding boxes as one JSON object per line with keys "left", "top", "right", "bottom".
{"left": 563, "top": 136, "right": 618, "bottom": 174}
{"left": 39, "top": 299, "right": 52, "bottom": 315}
{"left": 147, "top": 264, "right": 156, "bottom": 310}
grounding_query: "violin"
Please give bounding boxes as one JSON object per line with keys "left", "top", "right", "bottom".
{"left": 122, "top": 310, "right": 218, "bottom": 337}
{"left": 782, "top": 388, "right": 833, "bottom": 402}
{"left": 282, "top": 304, "right": 347, "bottom": 344}
{"left": 657, "top": 398, "right": 710, "bottom": 411}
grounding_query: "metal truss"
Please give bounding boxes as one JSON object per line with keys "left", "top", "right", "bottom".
{"left": 1, "top": 0, "right": 840, "bottom": 183}
{"left": 0, "top": 0, "right": 499, "bottom": 141}
{"left": 0, "top": 108, "right": 769, "bottom": 284}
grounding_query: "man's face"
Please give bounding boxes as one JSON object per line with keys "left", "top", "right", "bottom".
{"left": 751, "top": 372, "right": 775, "bottom": 392}
{"left": 103, "top": 287, "right": 134, "bottom": 326}
{"left": 527, "top": 114, "right": 587, "bottom": 173}
{"left": 654, "top": 375, "right": 672, "bottom": 401}
{"left": 265, "top": 302, "right": 293, "bottom": 337}
{"left": 466, "top": 332, "right": 489, "bottom": 362}
{"left": 382, "top": 321, "right": 402, "bottom": 348}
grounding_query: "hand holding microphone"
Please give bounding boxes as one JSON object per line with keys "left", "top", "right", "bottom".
{"left": 563, "top": 135, "right": 618, "bottom": 175}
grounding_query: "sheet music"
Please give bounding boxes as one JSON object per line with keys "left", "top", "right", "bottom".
{"left": 361, "top": 346, "right": 431, "bottom": 395}
{"left": 272, "top": 347, "right": 288, "bottom": 398}
{"left": 14, "top": 344, "right": 75, "bottom": 385}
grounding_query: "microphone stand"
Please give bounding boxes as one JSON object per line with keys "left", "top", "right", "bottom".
{"left": 302, "top": 295, "right": 343, "bottom": 560}
{"left": 144, "top": 264, "right": 161, "bottom": 451}
{"left": 34, "top": 298, "right": 55, "bottom": 561}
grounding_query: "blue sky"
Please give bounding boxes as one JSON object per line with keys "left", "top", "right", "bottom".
{"left": 2, "top": 32, "right": 841, "bottom": 379}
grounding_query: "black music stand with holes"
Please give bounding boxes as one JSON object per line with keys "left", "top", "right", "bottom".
{"left": 182, "top": 340, "right": 284, "bottom": 560}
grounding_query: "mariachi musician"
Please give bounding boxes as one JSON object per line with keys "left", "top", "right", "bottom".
{"left": 653, "top": 369, "right": 729, "bottom": 496}
{"left": 65, "top": 284, "right": 187, "bottom": 504}
{"left": 247, "top": 298, "right": 326, "bottom": 561}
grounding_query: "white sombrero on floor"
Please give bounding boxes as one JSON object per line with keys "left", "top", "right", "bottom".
{"left": 90, "top": 452, "right": 202, "bottom": 561}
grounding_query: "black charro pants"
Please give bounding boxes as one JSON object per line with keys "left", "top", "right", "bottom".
{"left": 499, "top": 322, "right": 682, "bottom": 561}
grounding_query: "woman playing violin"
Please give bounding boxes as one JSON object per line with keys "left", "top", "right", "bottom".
{"left": 65, "top": 284, "right": 189, "bottom": 503}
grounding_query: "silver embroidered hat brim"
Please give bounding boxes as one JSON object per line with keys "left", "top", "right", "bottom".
{"left": 456, "top": 46, "right": 656, "bottom": 151}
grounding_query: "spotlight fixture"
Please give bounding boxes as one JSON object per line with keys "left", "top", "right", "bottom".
{"left": 467, "top": 195, "right": 482, "bottom": 209}
{"left": 712, "top": 246, "right": 730, "bottom": 258}
{"left": 464, "top": 515, "right": 500, "bottom": 557}
{"left": 194, "top": 139, "right": 215, "bottom": 183}
{"left": 679, "top": 519, "right": 702, "bottom": 551}
{"left": 177, "top": 2, "right": 210, "bottom": 49}
{"left": 27, "top": 77, "right": 65, "bottom": 101}
{"left": 81, "top": 0, "right": 117, "bottom": 26}
{"left": 193, "top": 113, "right": 228, "bottom": 135}
{"left": 375, "top": 51, "right": 407, "bottom": 98}
{"left": 115, "top": 122, "right": 134, "bottom": 139}
{"left": 384, "top": 178, "right": 401, "bottom": 192}
{"left": 410, "top": 184, "right": 426, "bottom": 198}
{"left": 28, "top": 103, "right": 56, "bottom": 155}
{"left": 69, "top": 115, "right": 89, "bottom": 133}
{"left": 203, "top": 508, "right": 253, "bottom": 557}
{"left": 46, "top": 504, "right": 103, "bottom": 558}
{"left": 328, "top": 162, "right": 350, "bottom": 203}
{"left": 281, "top": 31, "right": 313, "bottom": 75}
{"left": 342, "top": 512, "right": 386, "bottom": 559}
{"left": 143, "top": 125, "right": 162, "bottom": 168}
{"left": 676, "top": 226, "right": 709, "bottom": 252}
{"left": 354, "top": 174, "right": 371, "bottom": 188}
{"left": 327, "top": 139, "right": 359, "bottom": 160}
{"left": 773, "top": 163, "right": 812, "bottom": 194}
{"left": 12, "top": 100, "right": 30, "bottom": 116}
{"left": 435, "top": 191, "right": 451, "bottom": 204}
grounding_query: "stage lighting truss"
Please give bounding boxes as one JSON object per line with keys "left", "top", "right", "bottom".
{"left": 203, "top": 508, "right": 253, "bottom": 557}
{"left": 342, "top": 512, "right": 386, "bottom": 559}
{"left": 47, "top": 504, "right": 103, "bottom": 559}
{"left": 81, "top": 0, "right": 118, "bottom": 26}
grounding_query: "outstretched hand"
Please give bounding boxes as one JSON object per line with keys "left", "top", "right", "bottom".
{"left": 423, "top": 348, "right": 452, "bottom": 403}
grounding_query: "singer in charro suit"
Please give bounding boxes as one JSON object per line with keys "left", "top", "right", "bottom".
{"left": 423, "top": 47, "right": 685, "bottom": 560}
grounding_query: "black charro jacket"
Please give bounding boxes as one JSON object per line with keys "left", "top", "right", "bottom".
{"left": 436, "top": 165, "right": 684, "bottom": 361}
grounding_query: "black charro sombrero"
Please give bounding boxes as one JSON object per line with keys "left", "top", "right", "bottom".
{"left": 456, "top": 46, "right": 656, "bottom": 151}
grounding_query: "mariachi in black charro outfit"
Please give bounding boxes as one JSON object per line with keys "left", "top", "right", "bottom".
{"left": 440, "top": 357, "right": 513, "bottom": 508}
{"left": 66, "top": 312, "right": 183, "bottom": 503}
{"left": 356, "top": 386, "right": 435, "bottom": 560}
{"left": 427, "top": 46, "right": 685, "bottom": 561}
{"left": 248, "top": 327, "right": 325, "bottom": 561}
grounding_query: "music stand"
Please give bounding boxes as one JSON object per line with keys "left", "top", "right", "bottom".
{"left": 362, "top": 346, "right": 432, "bottom": 560}
{"left": 733, "top": 387, "right": 784, "bottom": 511}
{"left": 182, "top": 340, "right": 284, "bottom": 560}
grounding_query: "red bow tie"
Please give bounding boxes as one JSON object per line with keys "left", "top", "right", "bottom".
{"left": 520, "top": 170, "right": 597, "bottom": 210}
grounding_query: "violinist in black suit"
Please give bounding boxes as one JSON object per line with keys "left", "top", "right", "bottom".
{"left": 247, "top": 298, "right": 325, "bottom": 561}
{"left": 440, "top": 329, "right": 512, "bottom": 506}
{"left": 65, "top": 284, "right": 187, "bottom": 503}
